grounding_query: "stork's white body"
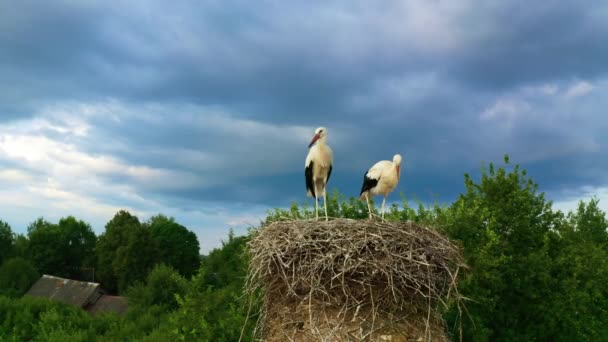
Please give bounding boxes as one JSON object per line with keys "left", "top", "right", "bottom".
{"left": 359, "top": 154, "right": 402, "bottom": 219}
{"left": 305, "top": 145, "right": 333, "bottom": 197}
{"left": 305, "top": 127, "right": 333, "bottom": 221}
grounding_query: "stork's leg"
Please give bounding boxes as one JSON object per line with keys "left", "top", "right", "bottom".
{"left": 323, "top": 187, "right": 328, "bottom": 221}
{"left": 381, "top": 196, "right": 387, "bottom": 220}
{"left": 365, "top": 193, "right": 372, "bottom": 219}
{"left": 314, "top": 183, "right": 319, "bottom": 221}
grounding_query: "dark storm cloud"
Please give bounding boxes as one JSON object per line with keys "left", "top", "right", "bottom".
{"left": 3, "top": 0, "right": 606, "bottom": 124}
{"left": 449, "top": 1, "right": 608, "bottom": 89}
{"left": 1, "top": 0, "right": 608, "bottom": 223}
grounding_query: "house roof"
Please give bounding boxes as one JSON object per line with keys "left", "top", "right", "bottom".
{"left": 86, "top": 295, "right": 129, "bottom": 316}
{"left": 25, "top": 274, "right": 103, "bottom": 308}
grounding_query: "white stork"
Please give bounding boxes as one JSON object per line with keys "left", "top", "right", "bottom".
{"left": 359, "top": 154, "right": 402, "bottom": 219}
{"left": 305, "top": 126, "right": 333, "bottom": 221}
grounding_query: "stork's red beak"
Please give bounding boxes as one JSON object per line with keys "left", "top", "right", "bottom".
{"left": 397, "top": 165, "right": 401, "bottom": 178}
{"left": 308, "top": 133, "right": 320, "bottom": 148}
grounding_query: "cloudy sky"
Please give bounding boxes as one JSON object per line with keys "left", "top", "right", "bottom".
{"left": 1, "top": 0, "right": 607, "bottom": 252}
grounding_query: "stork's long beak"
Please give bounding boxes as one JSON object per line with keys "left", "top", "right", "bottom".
{"left": 308, "top": 133, "right": 320, "bottom": 148}
{"left": 397, "top": 165, "right": 401, "bottom": 178}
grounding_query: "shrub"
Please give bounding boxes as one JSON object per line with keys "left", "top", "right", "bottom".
{"left": 0, "top": 257, "right": 39, "bottom": 297}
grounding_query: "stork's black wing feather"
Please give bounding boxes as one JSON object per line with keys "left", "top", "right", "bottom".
{"left": 359, "top": 171, "right": 379, "bottom": 196}
{"left": 305, "top": 161, "right": 315, "bottom": 198}
{"left": 326, "top": 164, "right": 332, "bottom": 185}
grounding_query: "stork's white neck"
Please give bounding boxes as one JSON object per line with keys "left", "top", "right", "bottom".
{"left": 312, "top": 136, "right": 328, "bottom": 148}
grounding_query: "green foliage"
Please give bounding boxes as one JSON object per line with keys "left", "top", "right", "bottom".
{"left": 0, "top": 257, "right": 39, "bottom": 298}
{"left": 264, "top": 188, "right": 447, "bottom": 225}
{"left": 34, "top": 306, "right": 93, "bottom": 341}
{"left": 565, "top": 197, "right": 608, "bottom": 245}
{"left": 198, "top": 230, "right": 249, "bottom": 290}
{"left": 27, "top": 216, "right": 96, "bottom": 279}
{"left": 12, "top": 234, "right": 29, "bottom": 259}
{"left": 543, "top": 199, "right": 608, "bottom": 341}
{"left": 0, "top": 295, "right": 173, "bottom": 341}
{"left": 442, "top": 158, "right": 557, "bottom": 340}
{"left": 442, "top": 156, "right": 608, "bottom": 341}
{"left": 58, "top": 216, "right": 97, "bottom": 278}
{"left": 96, "top": 210, "right": 161, "bottom": 293}
{"left": 147, "top": 214, "right": 201, "bottom": 278}
{"left": 27, "top": 218, "right": 63, "bottom": 275}
{"left": 166, "top": 231, "right": 256, "bottom": 342}
{"left": 0, "top": 296, "right": 89, "bottom": 341}
{"left": 114, "top": 224, "right": 162, "bottom": 293}
{"left": 127, "top": 263, "right": 187, "bottom": 310}
{"left": 0, "top": 220, "right": 15, "bottom": 265}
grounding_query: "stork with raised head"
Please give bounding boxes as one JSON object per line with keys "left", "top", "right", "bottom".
{"left": 359, "top": 154, "right": 402, "bottom": 220}
{"left": 305, "top": 127, "right": 333, "bottom": 221}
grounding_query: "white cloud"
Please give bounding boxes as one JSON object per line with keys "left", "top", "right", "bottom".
{"left": 565, "top": 81, "right": 594, "bottom": 99}
{"left": 0, "top": 169, "right": 35, "bottom": 183}
{"left": 0, "top": 101, "right": 299, "bottom": 253}
{"left": 480, "top": 98, "right": 531, "bottom": 127}
{"left": 552, "top": 186, "right": 608, "bottom": 215}
{"left": 539, "top": 84, "right": 558, "bottom": 96}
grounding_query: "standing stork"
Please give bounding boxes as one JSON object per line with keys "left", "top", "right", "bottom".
{"left": 305, "top": 127, "right": 333, "bottom": 221}
{"left": 359, "top": 154, "right": 402, "bottom": 220}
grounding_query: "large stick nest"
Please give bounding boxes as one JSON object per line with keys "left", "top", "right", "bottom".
{"left": 245, "top": 219, "right": 466, "bottom": 341}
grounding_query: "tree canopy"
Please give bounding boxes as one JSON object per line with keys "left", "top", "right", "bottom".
{"left": 96, "top": 210, "right": 161, "bottom": 293}
{"left": 0, "top": 221, "right": 15, "bottom": 265}
{"left": 27, "top": 216, "right": 96, "bottom": 279}
{"left": 0, "top": 257, "right": 39, "bottom": 298}
{"left": 147, "top": 214, "right": 200, "bottom": 278}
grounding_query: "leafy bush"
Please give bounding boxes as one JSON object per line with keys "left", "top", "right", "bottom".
{"left": 0, "top": 221, "right": 15, "bottom": 265}
{"left": 0, "top": 257, "right": 39, "bottom": 298}
{"left": 165, "top": 232, "right": 256, "bottom": 342}
{"left": 126, "top": 263, "right": 187, "bottom": 310}
{"left": 0, "top": 296, "right": 86, "bottom": 341}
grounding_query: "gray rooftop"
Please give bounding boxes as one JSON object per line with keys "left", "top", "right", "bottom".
{"left": 25, "top": 274, "right": 103, "bottom": 308}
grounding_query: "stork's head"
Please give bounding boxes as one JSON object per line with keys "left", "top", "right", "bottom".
{"left": 393, "top": 154, "right": 402, "bottom": 177}
{"left": 308, "top": 126, "right": 327, "bottom": 148}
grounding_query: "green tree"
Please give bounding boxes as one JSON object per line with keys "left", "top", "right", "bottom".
{"left": 167, "top": 231, "right": 255, "bottom": 341}
{"left": 443, "top": 156, "right": 566, "bottom": 341}
{"left": 542, "top": 199, "right": 608, "bottom": 341}
{"left": 0, "top": 257, "right": 39, "bottom": 297}
{"left": 12, "top": 234, "right": 29, "bottom": 259}
{"left": 127, "top": 263, "right": 187, "bottom": 310}
{"left": 58, "top": 216, "right": 96, "bottom": 279}
{"left": 97, "top": 210, "right": 161, "bottom": 293}
{"left": 96, "top": 210, "right": 140, "bottom": 292}
{"left": 147, "top": 214, "right": 200, "bottom": 278}
{"left": 566, "top": 198, "right": 608, "bottom": 245}
{"left": 27, "top": 218, "right": 65, "bottom": 276}
{"left": 27, "top": 217, "right": 96, "bottom": 279}
{"left": 0, "top": 220, "right": 15, "bottom": 265}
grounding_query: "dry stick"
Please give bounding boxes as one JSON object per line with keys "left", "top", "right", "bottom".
{"left": 458, "top": 298, "right": 463, "bottom": 342}
{"left": 370, "top": 283, "right": 376, "bottom": 339}
{"left": 238, "top": 293, "right": 255, "bottom": 342}
{"left": 308, "top": 284, "right": 314, "bottom": 336}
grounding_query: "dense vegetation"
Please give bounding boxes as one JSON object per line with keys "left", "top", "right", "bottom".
{"left": 0, "top": 156, "right": 607, "bottom": 341}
